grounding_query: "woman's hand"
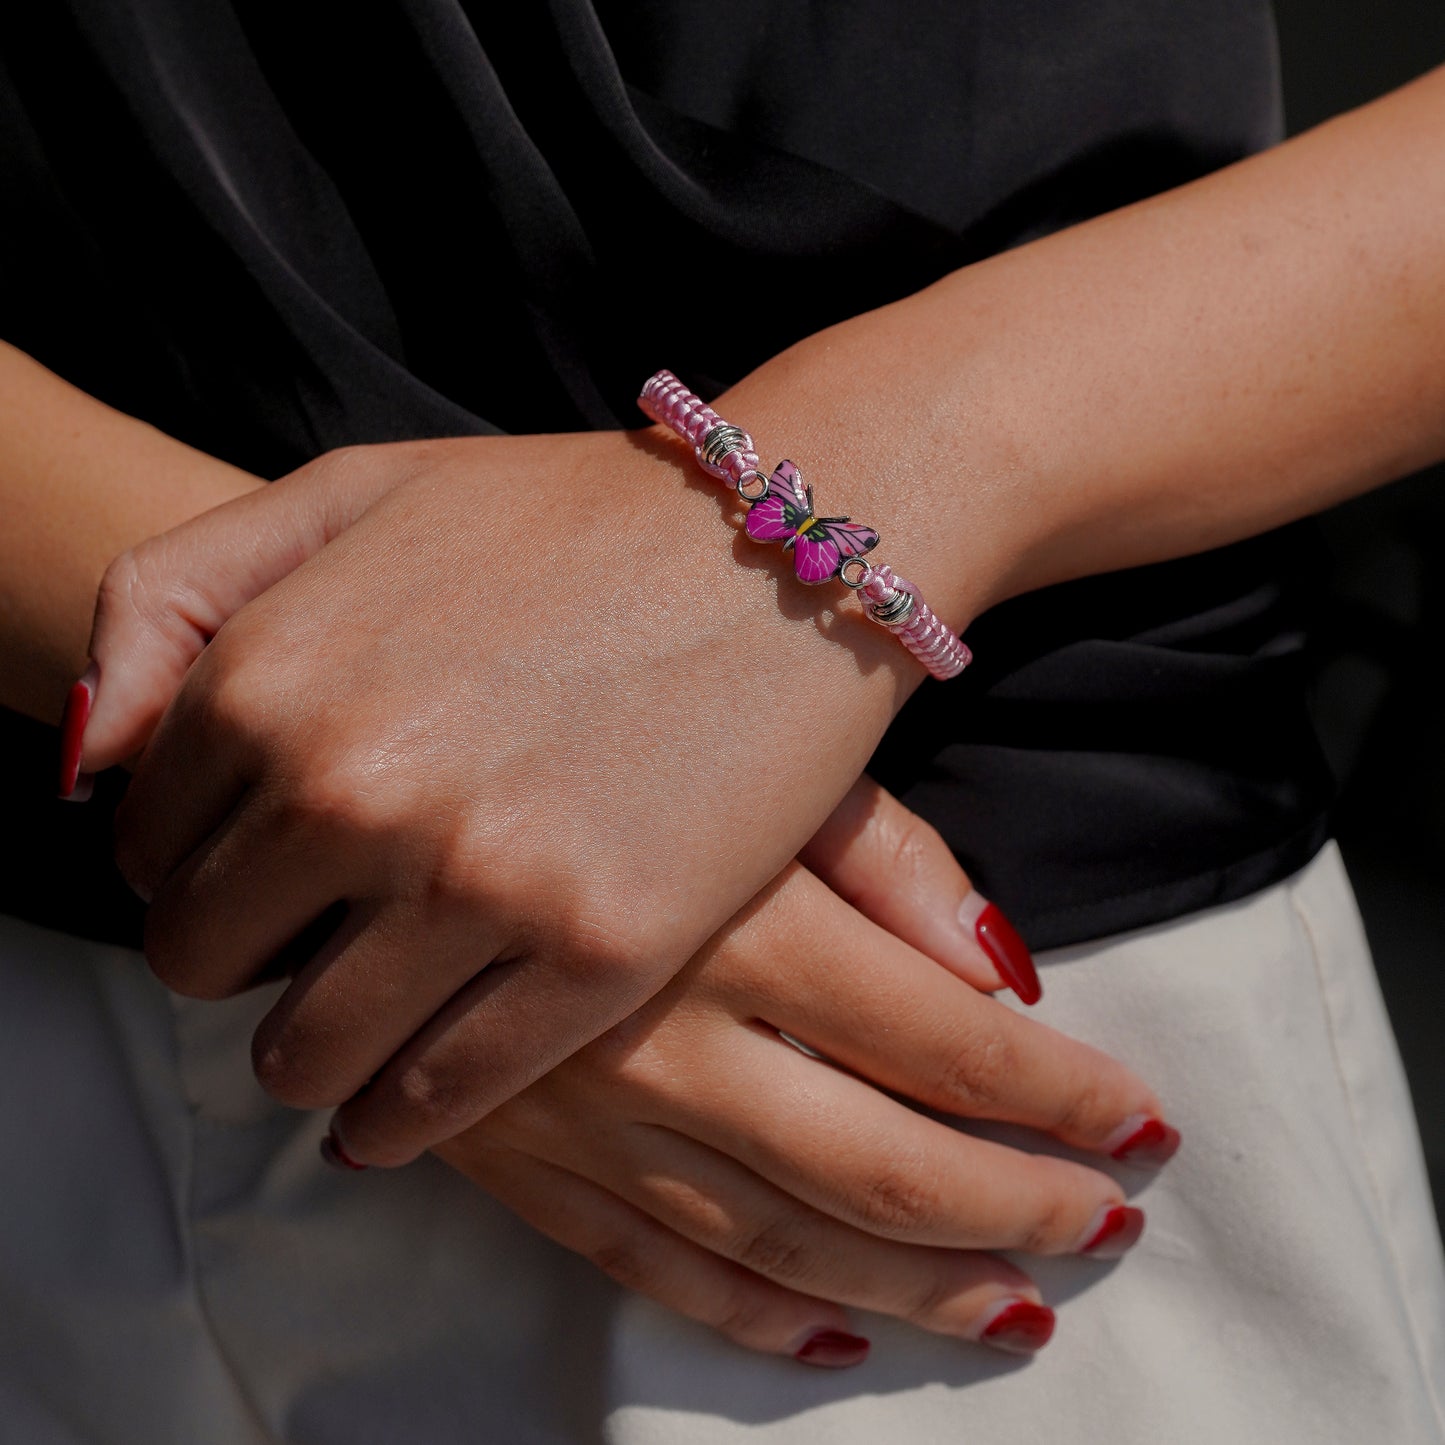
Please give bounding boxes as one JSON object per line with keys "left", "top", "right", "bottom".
{"left": 79, "top": 431, "right": 931, "bottom": 1166}
{"left": 431, "top": 841, "right": 1175, "bottom": 1366}
{"left": 75, "top": 449, "right": 1178, "bottom": 1364}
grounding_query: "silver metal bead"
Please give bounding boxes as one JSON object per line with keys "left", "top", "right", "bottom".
{"left": 699, "top": 423, "right": 753, "bottom": 470}
{"left": 869, "top": 590, "right": 916, "bottom": 628}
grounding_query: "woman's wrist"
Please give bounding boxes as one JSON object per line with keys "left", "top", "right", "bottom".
{"left": 707, "top": 305, "right": 1028, "bottom": 636}
{"left": 0, "top": 341, "right": 263, "bottom": 721}
{"left": 637, "top": 370, "right": 973, "bottom": 680}
{"left": 714, "top": 63, "right": 1445, "bottom": 626}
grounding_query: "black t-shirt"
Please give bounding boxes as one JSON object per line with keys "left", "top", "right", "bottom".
{"left": 0, "top": 0, "right": 1332, "bottom": 951}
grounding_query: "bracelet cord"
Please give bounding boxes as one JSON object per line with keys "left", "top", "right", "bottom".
{"left": 638, "top": 370, "right": 972, "bottom": 680}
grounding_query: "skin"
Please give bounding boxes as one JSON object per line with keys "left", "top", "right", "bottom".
{"left": 0, "top": 348, "right": 1163, "bottom": 1358}
{"left": 0, "top": 339, "right": 261, "bottom": 719}
{"left": 432, "top": 846, "right": 1163, "bottom": 1358}
{"left": 73, "top": 64, "right": 1445, "bottom": 1165}
{"left": 96, "top": 429, "right": 925, "bottom": 1172}
{"left": 5, "top": 61, "right": 1445, "bottom": 1357}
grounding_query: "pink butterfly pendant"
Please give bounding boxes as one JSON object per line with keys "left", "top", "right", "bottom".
{"left": 743, "top": 460, "right": 880, "bottom": 584}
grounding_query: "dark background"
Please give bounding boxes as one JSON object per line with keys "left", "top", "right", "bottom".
{"left": 1274, "top": 1, "right": 1445, "bottom": 1222}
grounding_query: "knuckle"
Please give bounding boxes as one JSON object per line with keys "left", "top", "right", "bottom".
{"left": 196, "top": 650, "right": 271, "bottom": 744}
{"left": 282, "top": 761, "right": 378, "bottom": 837}
{"left": 94, "top": 548, "right": 146, "bottom": 626}
{"left": 827, "top": 813, "right": 951, "bottom": 919}
{"left": 314, "top": 442, "right": 362, "bottom": 473}
{"left": 731, "top": 1215, "right": 814, "bottom": 1285}
{"left": 1048, "top": 1076, "right": 1109, "bottom": 1142}
{"left": 295, "top": 443, "right": 364, "bottom": 489}
{"left": 294, "top": 440, "right": 426, "bottom": 499}
{"left": 557, "top": 902, "right": 659, "bottom": 989}
{"left": 852, "top": 1156, "right": 939, "bottom": 1237}
{"left": 882, "top": 815, "right": 945, "bottom": 887}
{"left": 96, "top": 543, "right": 191, "bottom": 640}
{"left": 935, "top": 1020, "right": 1019, "bottom": 1115}
{"left": 903, "top": 1262, "right": 972, "bottom": 1327}
{"left": 710, "top": 1285, "right": 778, "bottom": 1346}
{"left": 587, "top": 1237, "right": 655, "bottom": 1294}
{"left": 251, "top": 1035, "right": 339, "bottom": 1109}
{"left": 1015, "top": 1191, "right": 1070, "bottom": 1256}
{"left": 250, "top": 1013, "right": 350, "bottom": 1109}
{"left": 281, "top": 747, "right": 421, "bottom": 845}
{"left": 419, "top": 824, "right": 504, "bottom": 911}
{"left": 391, "top": 1059, "right": 486, "bottom": 1140}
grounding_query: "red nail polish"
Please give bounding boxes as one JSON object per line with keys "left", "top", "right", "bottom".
{"left": 320, "top": 1132, "right": 367, "bottom": 1172}
{"left": 978, "top": 1299, "right": 1056, "bottom": 1355}
{"left": 58, "top": 664, "right": 97, "bottom": 800}
{"left": 1109, "top": 1116, "right": 1182, "bottom": 1169}
{"left": 795, "top": 1329, "right": 871, "bottom": 1368}
{"left": 959, "top": 894, "right": 1042, "bottom": 1005}
{"left": 1079, "top": 1205, "right": 1145, "bottom": 1258}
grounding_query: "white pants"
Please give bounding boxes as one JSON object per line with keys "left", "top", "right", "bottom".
{"left": 1, "top": 842, "right": 1441, "bottom": 1443}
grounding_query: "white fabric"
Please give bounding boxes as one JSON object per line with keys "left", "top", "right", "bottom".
{"left": 1, "top": 842, "right": 1441, "bottom": 1443}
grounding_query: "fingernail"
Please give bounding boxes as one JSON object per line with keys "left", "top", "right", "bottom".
{"left": 58, "top": 663, "right": 98, "bottom": 801}
{"left": 794, "top": 1329, "right": 871, "bottom": 1368}
{"left": 1077, "top": 1204, "right": 1145, "bottom": 1258}
{"left": 976, "top": 1297, "right": 1056, "bottom": 1355}
{"left": 320, "top": 1130, "right": 367, "bottom": 1172}
{"left": 958, "top": 891, "right": 1042, "bottom": 1005}
{"left": 1106, "top": 1114, "right": 1182, "bottom": 1169}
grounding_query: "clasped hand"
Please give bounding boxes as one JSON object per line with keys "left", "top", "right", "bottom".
{"left": 78, "top": 430, "right": 1175, "bottom": 1358}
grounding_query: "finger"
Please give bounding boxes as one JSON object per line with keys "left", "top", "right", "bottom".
{"left": 138, "top": 782, "right": 512, "bottom": 1103}
{"left": 141, "top": 788, "right": 372, "bottom": 1000}
{"left": 82, "top": 446, "right": 402, "bottom": 773}
{"left": 111, "top": 666, "right": 251, "bottom": 903}
{"left": 329, "top": 945, "right": 671, "bottom": 1167}
{"left": 503, "top": 1113, "right": 1058, "bottom": 1355}
{"left": 250, "top": 902, "right": 510, "bottom": 1111}
{"left": 717, "top": 866, "right": 1178, "bottom": 1165}
{"left": 433, "top": 1141, "right": 872, "bottom": 1367}
{"left": 693, "top": 1034, "right": 1142, "bottom": 1256}
{"left": 798, "top": 775, "right": 1040, "bottom": 1004}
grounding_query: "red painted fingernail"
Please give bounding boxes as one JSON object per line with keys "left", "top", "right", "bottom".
{"left": 959, "top": 893, "right": 1042, "bottom": 1005}
{"left": 794, "top": 1329, "right": 871, "bottom": 1368}
{"left": 320, "top": 1131, "right": 367, "bottom": 1172}
{"left": 58, "top": 663, "right": 98, "bottom": 801}
{"left": 977, "top": 1298, "right": 1057, "bottom": 1355}
{"left": 1107, "top": 1115, "right": 1182, "bottom": 1169}
{"left": 1078, "top": 1204, "right": 1145, "bottom": 1258}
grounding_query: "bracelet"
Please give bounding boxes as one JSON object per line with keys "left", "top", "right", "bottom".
{"left": 637, "top": 370, "right": 972, "bottom": 680}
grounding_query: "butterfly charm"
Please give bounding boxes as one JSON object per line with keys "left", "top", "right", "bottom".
{"left": 744, "top": 460, "right": 880, "bottom": 584}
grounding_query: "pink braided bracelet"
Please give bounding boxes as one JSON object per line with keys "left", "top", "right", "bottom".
{"left": 638, "top": 370, "right": 972, "bottom": 680}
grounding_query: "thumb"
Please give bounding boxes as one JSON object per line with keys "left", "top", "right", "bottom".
{"left": 79, "top": 447, "right": 398, "bottom": 774}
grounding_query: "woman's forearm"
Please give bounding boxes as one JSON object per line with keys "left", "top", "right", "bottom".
{"left": 0, "top": 340, "right": 262, "bottom": 721}
{"left": 722, "top": 63, "right": 1445, "bottom": 625}
{"left": 24, "top": 64, "right": 1445, "bottom": 716}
